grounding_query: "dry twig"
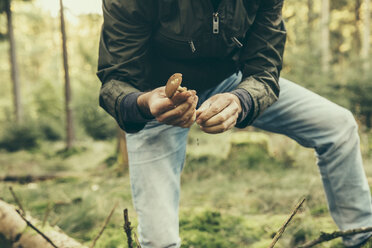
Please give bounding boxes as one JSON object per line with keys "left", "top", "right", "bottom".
{"left": 268, "top": 197, "right": 306, "bottom": 248}
{"left": 134, "top": 232, "right": 142, "bottom": 248}
{"left": 9, "top": 186, "right": 25, "bottom": 215}
{"left": 90, "top": 202, "right": 118, "bottom": 248}
{"left": 123, "top": 208, "right": 133, "bottom": 248}
{"left": 16, "top": 209, "right": 58, "bottom": 248}
{"left": 298, "top": 226, "right": 372, "bottom": 248}
{"left": 42, "top": 202, "right": 52, "bottom": 227}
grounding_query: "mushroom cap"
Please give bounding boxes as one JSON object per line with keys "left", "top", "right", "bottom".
{"left": 165, "top": 73, "right": 183, "bottom": 98}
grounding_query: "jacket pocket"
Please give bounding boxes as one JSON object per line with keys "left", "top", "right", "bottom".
{"left": 153, "top": 30, "right": 196, "bottom": 59}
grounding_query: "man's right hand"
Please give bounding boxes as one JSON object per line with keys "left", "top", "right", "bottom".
{"left": 137, "top": 86, "right": 198, "bottom": 128}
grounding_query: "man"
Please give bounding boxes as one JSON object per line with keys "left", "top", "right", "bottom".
{"left": 97, "top": 0, "right": 372, "bottom": 247}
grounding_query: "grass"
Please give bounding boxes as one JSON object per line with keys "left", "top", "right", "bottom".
{"left": 0, "top": 127, "right": 371, "bottom": 247}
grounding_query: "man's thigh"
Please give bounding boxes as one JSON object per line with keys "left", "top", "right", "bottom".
{"left": 252, "top": 77, "right": 354, "bottom": 150}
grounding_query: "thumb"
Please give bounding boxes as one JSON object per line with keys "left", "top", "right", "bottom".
{"left": 196, "top": 99, "right": 211, "bottom": 117}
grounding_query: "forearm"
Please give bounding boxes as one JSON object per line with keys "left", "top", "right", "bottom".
{"left": 238, "top": 0, "right": 286, "bottom": 124}
{"left": 99, "top": 79, "right": 152, "bottom": 133}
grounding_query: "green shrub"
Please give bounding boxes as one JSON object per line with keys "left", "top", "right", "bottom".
{"left": 0, "top": 122, "right": 41, "bottom": 151}
{"left": 80, "top": 107, "right": 117, "bottom": 140}
{"left": 39, "top": 118, "right": 63, "bottom": 141}
{"left": 76, "top": 92, "right": 117, "bottom": 140}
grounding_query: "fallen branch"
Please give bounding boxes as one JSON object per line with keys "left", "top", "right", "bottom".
{"left": 16, "top": 209, "right": 59, "bottom": 248}
{"left": 268, "top": 197, "right": 306, "bottom": 248}
{"left": 134, "top": 232, "right": 142, "bottom": 248}
{"left": 9, "top": 186, "right": 25, "bottom": 215}
{"left": 0, "top": 199, "right": 86, "bottom": 248}
{"left": 2, "top": 175, "right": 58, "bottom": 184}
{"left": 1, "top": 173, "right": 85, "bottom": 184}
{"left": 298, "top": 226, "right": 372, "bottom": 248}
{"left": 90, "top": 202, "right": 118, "bottom": 248}
{"left": 123, "top": 208, "right": 133, "bottom": 248}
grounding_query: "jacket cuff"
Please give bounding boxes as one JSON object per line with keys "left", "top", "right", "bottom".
{"left": 236, "top": 76, "right": 279, "bottom": 122}
{"left": 118, "top": 92, "right": 154, "bottom": 133}
{"left": 230, "top": 88, "right": 255, "bottom": 128}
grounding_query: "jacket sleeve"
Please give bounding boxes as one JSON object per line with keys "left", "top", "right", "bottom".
{"left": 236, "top": 0, "right": 286, "bottom": 125}
{"left": 96, "top": 0, "right": 155, "bottom": 131}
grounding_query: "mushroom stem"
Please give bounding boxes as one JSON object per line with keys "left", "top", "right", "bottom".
{"left": 177, "top": 86, "right": 187, "bottom": 92}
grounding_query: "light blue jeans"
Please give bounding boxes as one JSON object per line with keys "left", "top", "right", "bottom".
{"left": 126, "top": 73, "right": 372, "bottom": 248}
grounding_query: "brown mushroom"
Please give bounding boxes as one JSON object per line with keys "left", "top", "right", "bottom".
{"left": 165, "top": 73, "right": 187, "bottom": 98}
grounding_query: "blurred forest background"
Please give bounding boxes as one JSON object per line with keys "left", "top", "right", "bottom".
{"left": 0, "top": 0, "right": 372, "bottom": 247}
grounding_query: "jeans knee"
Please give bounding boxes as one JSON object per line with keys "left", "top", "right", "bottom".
{"left": 337, "top": 108, "right": 358, "bottom": 136}
{"left": 316, "top": 107, "right": 359, "bottom": 157}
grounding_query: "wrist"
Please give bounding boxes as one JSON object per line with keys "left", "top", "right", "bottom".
{"left": 137, "top": 92, "right": 153, "bottom": 119}
{"left": 228, "top": 93, "right": 242, "bottom": 115}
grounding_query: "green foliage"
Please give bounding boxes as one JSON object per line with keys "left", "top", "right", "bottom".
{"left": 39, "top": 118, "right": 63, "bottom": 141}
{"left": 76, "top": 96, "right": 117, "bottom": 140}
{"left": 0, "top": 121, "right": 41, "bottom": 151}
{"left": 180, "top": 210, "right": 260, "bottom": 247}
{"left": 56, "top": 145, "right": 87, "bottom": 158}
{"left": 343, "top": 63, "right": 372, "bottom": 128}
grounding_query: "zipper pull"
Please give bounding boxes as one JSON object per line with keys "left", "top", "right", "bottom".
{"left": 189, "top": 40, "right": 196, "bottom": 53}
{"left": 213, "top": 12, "right": 219, "bottom": 34}
{"left": 231, "top": 37, "right": 243, "bottom": 48}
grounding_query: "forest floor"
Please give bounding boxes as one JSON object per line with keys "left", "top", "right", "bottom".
{"left": 0, "top": 126, "right": 371, "bottom": 248}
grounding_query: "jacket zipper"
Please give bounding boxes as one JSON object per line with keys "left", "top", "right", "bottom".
{"left": 158, "top": 31, "right": 196, "bottom": 53}
{"left": 231, "top": 37, "right": 243, "bottom": 48}
{"left": 213, "top": 12, "right": 219, "bottom": 34}
{"left": 189, "top": 40, "right": 196, "bottom": 53}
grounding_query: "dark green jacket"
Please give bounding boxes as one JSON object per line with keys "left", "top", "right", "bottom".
{"left": 97, "top": 0, "right": 286, "bottom": 130}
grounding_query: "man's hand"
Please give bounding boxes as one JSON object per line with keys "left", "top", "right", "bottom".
{"left": 137, "top": 86, "right": 198, "bottom": 128}
{"left": 196, "top": 93, "right": 242, "bottom": 134}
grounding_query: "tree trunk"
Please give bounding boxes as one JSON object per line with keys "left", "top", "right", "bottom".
{"left": 0, "top": 200, "right": 86, "bottom": 248}
{"left": 5, "top": 0, "right": 22, "bottom": 124}
{"left": 59, "top": 0, "right": 74, "bottom": 149}
{"left": 117, "top": 128, "right": 129, "bottom": 173}
{"left": 362, "top": 0, "right": 370, "bottom": 71}
{"left": 321, "top": 0, "right": 330, "bottom": 74}
{"left": 354, "top": 0, "right": 362, "bottom": 51}
{"left": 307, "top": 0, "right": 314, "bottom": 49}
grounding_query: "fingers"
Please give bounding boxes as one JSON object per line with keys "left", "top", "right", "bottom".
{"left": 172, "top": 90, "right": 196, "bottom": 105}
{"left": 196, "top": 93, "right": 242, "bottom": 134}
{"left": 156, "top": 94, "right": 198, "bottom": 124}
{"left": 170, "top": 97, "right": 198, "bottom": 127}
{"left": 196, "top": 95, "right": 230, "bottom": 125}
{"left": 200, "top": 103, "right": 239, "bottom": 127}
{"left": 150, "top": 90, "right": 194, "bottom": 117}
{"left": 199, "top": 110, "right": 238, "bottom": 134}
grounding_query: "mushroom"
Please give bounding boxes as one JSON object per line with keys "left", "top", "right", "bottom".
{"left": 165, "top": 73, "right": 187, "bottom": 98}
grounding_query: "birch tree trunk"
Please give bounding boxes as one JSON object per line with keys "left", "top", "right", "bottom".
{"left": 59, "top": 0, "right": 74, "bottom": 149}
{"left": 362, "top": 0, "right": 370, "bottom": 71}
{"left": 321, "top": 0, "right": 330, "bottom": 74}
{"left": 5, "top": 0, "right": 22, "bottom": 124}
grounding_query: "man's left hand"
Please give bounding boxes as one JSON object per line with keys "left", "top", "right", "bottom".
{"left": 196, "top": 93, "right": 242, "bottom": 134}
